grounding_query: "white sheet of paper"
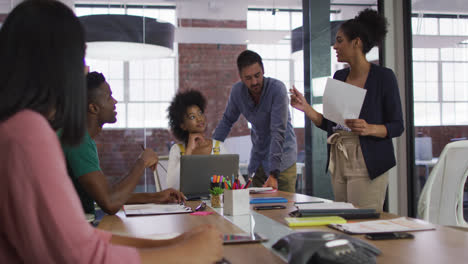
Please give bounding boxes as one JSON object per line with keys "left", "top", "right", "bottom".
{"left": 323, "top": 78, "right": 367, "bottom": 126}
{"left": 329, "top": 217, "right": 436, "bottom": 234}
{"left": 123, "top": 204, "right": 191, "bottom": 215}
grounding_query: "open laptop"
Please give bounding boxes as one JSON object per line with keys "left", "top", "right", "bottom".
{"left": 180, "top": 154, "right": 239, "bottom": 200}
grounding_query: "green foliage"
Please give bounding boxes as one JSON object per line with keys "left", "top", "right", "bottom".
{"left": 209, "top": 186, "right": 224, "bottom": 195}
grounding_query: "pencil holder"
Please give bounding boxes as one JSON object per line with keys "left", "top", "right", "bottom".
{"left": 224, "top": 189, "right": 249, "bottom": 216}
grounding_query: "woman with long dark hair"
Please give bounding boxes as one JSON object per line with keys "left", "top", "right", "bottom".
{"left": 290, "top": 9, "right": 404, "bottom": 211}
{"left": 0, "top": 1, "right": 222, "bottom": 262}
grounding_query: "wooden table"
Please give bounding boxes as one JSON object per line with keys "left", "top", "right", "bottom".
{"left": 98, "top": 191, "right": 468, "bottom": 263}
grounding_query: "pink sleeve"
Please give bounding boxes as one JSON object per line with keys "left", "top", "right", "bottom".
{"left": 0, "top": 111, "right": 140, "bottom": 264}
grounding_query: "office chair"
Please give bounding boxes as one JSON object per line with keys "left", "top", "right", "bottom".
{"left": 418, "top": 140, "right": 468, "bottom": 227}
{"left": 154, "top": 155, "right": 169, "bottom": 192}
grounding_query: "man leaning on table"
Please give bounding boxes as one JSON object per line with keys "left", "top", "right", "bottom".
{"left": 213, "top": 50, "right": 297, "bottom": 192}
{"left": 59, "top": 72, "right": 184, "bottom": 217}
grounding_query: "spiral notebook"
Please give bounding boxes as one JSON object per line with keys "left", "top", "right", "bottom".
{"left": 123, "top": 204, "right": 193, "bottom": 216}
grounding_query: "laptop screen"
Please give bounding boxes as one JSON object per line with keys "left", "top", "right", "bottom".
{"left": 180, "top": 154, "right": 239, "bottom": 199}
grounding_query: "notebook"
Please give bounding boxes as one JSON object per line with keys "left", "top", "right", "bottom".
{"left": 123, "top": 204, "right": 192, "bottom": 216}
{"left": 180, "top": 154, "right": 239, "bottom": 199}
{"left": 285, "top": 216, "right": 347, "bottom": 227}
{"left": 290, "top": 202, "right": 380, "bottom": 219}
{"left": 248, "top": 187, "right": 277, "bottom": 194}
{"left": 250, "top": 197, "right": 288, "bottom": 204}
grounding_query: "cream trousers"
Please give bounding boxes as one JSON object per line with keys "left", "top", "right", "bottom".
{"left": 328, "top": 130, "right": 388, "bottom": 212}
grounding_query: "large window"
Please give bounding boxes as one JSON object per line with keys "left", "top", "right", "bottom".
{"left": 76, "top": 5, "right": 177, "bottom": 129}
{"left": 412, "top": 16, "right": 468, "bottom": 126}
{"left": 247, "top": 9, "right": 303, "bottom": 127}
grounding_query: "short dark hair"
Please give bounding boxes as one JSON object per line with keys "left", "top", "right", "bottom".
{"left": 0, "top": 0, "right": 86, "bottom": 146}
{"left": 167, "top": 90, "right": 206, "bottom": 142}
{"left": 340, "top": 8, "right": 388, "bottom": 54}
{"left": 237, "top": 50, "right": 264, "bottom": 73}
{"left": 87, "top": 72, "right": 106, "bottom": 103}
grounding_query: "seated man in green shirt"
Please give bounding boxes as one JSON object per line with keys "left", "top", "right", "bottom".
{"left": 60, "top": 71, "right": 184, "bottom": 216}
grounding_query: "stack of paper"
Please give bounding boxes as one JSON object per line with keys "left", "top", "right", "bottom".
{"left": 328, "top": 217, "right": 436, "bottom": 234}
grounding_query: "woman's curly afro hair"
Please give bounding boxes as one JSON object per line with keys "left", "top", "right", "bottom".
{"left": 167, "top": 90, "right": 207, "bottom": 142}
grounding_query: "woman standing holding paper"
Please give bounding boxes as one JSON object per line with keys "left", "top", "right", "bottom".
{"left": 290, "top": 9, "right": 404, "bottom": 212}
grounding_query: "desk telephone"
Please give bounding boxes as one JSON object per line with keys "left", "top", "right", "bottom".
{"left": 272, "top": 231, "right": 381, "bottom": 264}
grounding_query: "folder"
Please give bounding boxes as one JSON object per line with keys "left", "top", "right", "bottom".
{"left": 250, "top": 197, "right": 288, "bottom": 204}
{"left": 289, "top": 201, "right": 380, "bottom": 219}
{"left": 289, "top": 208, "right": 380, "bottom": 219}
{"left": 285, "top": 216, "right": 347, "bottom": 227}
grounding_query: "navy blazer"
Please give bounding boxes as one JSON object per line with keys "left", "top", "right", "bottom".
{"left": 319, "top": 63, "right": 404, "bottom": 179}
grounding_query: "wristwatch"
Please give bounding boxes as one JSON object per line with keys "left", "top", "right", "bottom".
{"left": 270, "top": 170, "right": 280, "bottom": 179}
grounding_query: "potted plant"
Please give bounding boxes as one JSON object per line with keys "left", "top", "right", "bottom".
{"left": 209, "top": 187, "right": 224, "bottom": 208}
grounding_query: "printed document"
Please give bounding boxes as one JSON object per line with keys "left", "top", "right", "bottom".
{"left": 323, "top": 78, "right": 367, "bottom": 126}
{"left": 123, "top": 204, "right": 192, "bottom": 216}
{"left": 329, "top": 217, "right": 436, "bottom": 234}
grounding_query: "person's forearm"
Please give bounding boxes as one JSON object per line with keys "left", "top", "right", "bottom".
{"left": 304, "top": 104, "right": 323, "bottom": 127}
{"left": 369, "top": 124, "right": 388, "bottom": 138}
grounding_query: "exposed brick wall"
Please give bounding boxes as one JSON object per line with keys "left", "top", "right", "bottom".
{"left": 179, "top": 43, "right": 250, "bottom": 138}
{"left": 179, "top": 18, "right": 250, "bottom": 138}
{"left": 415, "top": 126, "right": 468, "bottom": 157}
{"left": 295, "top": 128, "right": 305, "bottom": 153}
{"left": 94, "top": 129, "right": 175, "bottom": 186}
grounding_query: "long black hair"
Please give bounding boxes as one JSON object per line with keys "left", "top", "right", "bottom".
{"left": 340, "top": 8, "right": 388, "bottom": 54}
{"left": 167, "top": 90, "right": 207, "bottom": 142}
{"left": 0, "top": 0, "right": 87, "bottom": 146}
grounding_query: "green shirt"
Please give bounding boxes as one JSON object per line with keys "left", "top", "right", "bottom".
{"left": 59, "top": 130, "right": 101, "bottom": 215}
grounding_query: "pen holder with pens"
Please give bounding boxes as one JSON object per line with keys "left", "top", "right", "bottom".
{"left": 224, "top": 189, "right": 249, "bottom": 216}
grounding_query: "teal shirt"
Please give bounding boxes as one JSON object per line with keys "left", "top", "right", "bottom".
{"left": 59, "top": 131, "right": 101, "bottom": 215}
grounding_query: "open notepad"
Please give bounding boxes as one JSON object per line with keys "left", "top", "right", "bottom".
{"left": 123, "top": 204, "right": 193, "bottom": 216}
{"left": 328, "top": 217, "right": 436, "bottom": 234}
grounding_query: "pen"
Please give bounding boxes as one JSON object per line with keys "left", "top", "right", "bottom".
{"left": 244, "top": 179, "right": 252, "bottom": 189}
{"left": 294, "top": 201, "right": 325, "bottom": 204}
